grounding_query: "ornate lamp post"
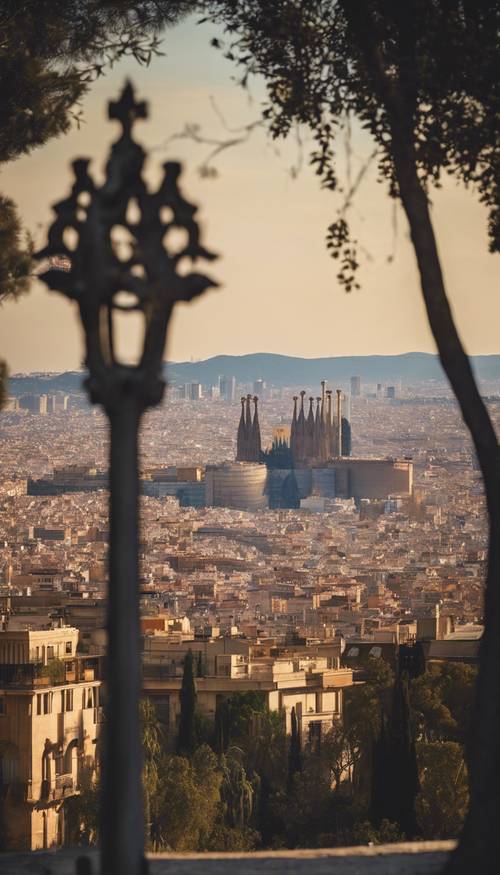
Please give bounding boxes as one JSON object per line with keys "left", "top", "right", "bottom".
{"left": 36, "top": 81, "right": 218, "bottom": 875}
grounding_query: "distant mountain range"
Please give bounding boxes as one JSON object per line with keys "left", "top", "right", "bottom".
{"left": 166, "top": 352, "right": 500, "bottom": 386}
{"left": 8, "top": 352, "right": 500, "bottom": 395}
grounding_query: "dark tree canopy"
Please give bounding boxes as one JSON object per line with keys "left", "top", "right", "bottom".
{"left": 177, "top": 650, "right": 198, "bottom": 756}
{"left": 0, "top": 196, "right": 32, "bottom": 301}
{"left": 0, "top": 1, "right": 192, "bottom": 163}
{"left": 207, "top": 0, "right": 499, "bottom": 280}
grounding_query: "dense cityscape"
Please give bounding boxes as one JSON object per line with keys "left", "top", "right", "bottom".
{"left": 0, "top": 371, "right": 492, "bottom": 851}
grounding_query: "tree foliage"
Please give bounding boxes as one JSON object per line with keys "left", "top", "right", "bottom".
{"left": 411, "top": 662, "right": 476, "bottom": 744}
{"left": 287, "top": 706, "right": 302, "bottom": 787}
{"left": 416, "top": 741, "right": 469, "bottom": 839}
{"left": 0, "top": 1, "right": 192, "bottom": 163}
{"left": 153, "top": 745, "right": 221, "bottom": 850}
{"left": 0, "top": 196, "right": 32, "bottom": 302}
{"left": 208, "top": 0, "right": 499, "bottom": 271}
{"left": 177, "top": 649, "right": 198, "bottom": 756}
{"left": 371, "top": 672, "right": 420, "bottom": 838}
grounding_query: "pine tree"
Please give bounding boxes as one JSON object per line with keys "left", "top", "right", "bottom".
{"left": 177, "top": 650, "right": 197, "bottom": 757}
{"left": 287, "top": 706, "right": 302, "bottom": 789}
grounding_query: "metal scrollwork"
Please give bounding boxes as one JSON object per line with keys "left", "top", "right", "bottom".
{"left": 36, "top": 80, "right": 218, "bottom": 411}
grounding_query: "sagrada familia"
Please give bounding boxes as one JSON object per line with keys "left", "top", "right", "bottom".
{"left": 229, "top": 381, "right": 410, "bottom": 509}
{"left": 236, "top": 381, "right": 351, "bottom": 466}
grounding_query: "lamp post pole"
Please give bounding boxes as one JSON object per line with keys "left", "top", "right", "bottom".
{"left": 36, "top": 81, "right": 218, "bottom": 874}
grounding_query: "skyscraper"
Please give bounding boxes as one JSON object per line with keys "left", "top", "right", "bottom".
{"left": 189, "top": 382, "right": 202, "bottom": 401}
{"left": 219, "top": 375, "right": 236, "bottom": 402}
{"left": 350, "top": 375, "right": 361, "bottom": 397}
{"left": 253, "top": 379, "right": 266, "bottom": 398}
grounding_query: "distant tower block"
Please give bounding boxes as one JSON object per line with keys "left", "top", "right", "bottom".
{"left": 219, "top": 375, "right": 236, "bottom": 401}
{"left": 350, "top": 375, "right": 361, "bottom": 397}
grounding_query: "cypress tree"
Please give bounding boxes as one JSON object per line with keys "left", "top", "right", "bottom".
{"left": 288, "top": 706, "right": 302, "bottom": 789}
{"left": 371, "top": 672, "right": 420, "bottom": 837}
{"left": 371, "top": 709, "right": 391, "bottom": 826}
{"left": 177, "top": 650, "right": 197, "bottom": 756}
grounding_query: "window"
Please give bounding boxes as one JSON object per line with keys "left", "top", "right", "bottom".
{"left": 42, "top": 693, "right": 52, "bottom": 714}
{"left": 0, "top": 696, "right": 5, "bottom": 715}
{"left": 47, "top": 646, "right": 54, "bottom": 660}
{"left": 65, "top": 689, "right": 73, "bottom": 712}
{"left": 347, "top": 646, "right": 359, "bottom": 657}
{"left": 36, "top": 694, "right": 42, "bottom": 716}
{"left": 65, "top": 641, "right": 72, "bottom": 655}
{"left": 369, "top": 646, "right": 382, "bottom": 658}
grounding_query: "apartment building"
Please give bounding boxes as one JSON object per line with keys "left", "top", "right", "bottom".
{"left": 0, "top": 626, "right": 102, "bottom": 850}
{"left": 142, "top": 635, "right": 354, "bottom": 745}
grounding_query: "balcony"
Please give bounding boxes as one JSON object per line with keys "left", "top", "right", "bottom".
{"left": 0, "top": 659, "right": 102, "bottom": 689}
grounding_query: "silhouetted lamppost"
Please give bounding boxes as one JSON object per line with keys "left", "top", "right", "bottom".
{"left": 36, "top": 81, "right": 218, "bottom": 875}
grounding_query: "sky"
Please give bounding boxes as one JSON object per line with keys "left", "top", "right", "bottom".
{"left": 0, "top": 13, "right": 498, "bottom": 373}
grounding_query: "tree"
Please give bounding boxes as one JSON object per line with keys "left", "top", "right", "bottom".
{"left": 214, "top": 698, "right": 231, "bottom": 754}
{"left": 371, "top": 672, "right": 420, "bottom": 838}
{"left": 287, "top": 706, "right": 302, "bottom": 788}
{"left": 177, "top": 649, "right": 198, "bottom": 756}
{"left": 0, "top": 2, "right": 192, "bottom": 163}
{"left": 219, "top": 747, "right": 255, "bottom": 830}
{"left": 343, "top": 657, "right": 394, "bottom": 794}
{"left": 154, "top": 745, "right": 221, "bottom": 850}
{"left": 200, "top": 4, "right": 499, "bottom": 868}
{"left": 0, "top": 196, "right": 33, "bottom": 406}
{"left": 412, "top": 663, "right": 476, "bottom": 744}
{"left": 0, "top": 197, "right": 32, "bottom": 302}
{"left": 139, "top": 698, "right": 162, "bottom": 850}
{"left": 65, "top": 771, "right": 101, "bottom": 847}
{"left": 416, "top": 741, "right": 469, "bottom": 840}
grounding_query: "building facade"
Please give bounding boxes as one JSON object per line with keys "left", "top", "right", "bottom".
{"left": 0, "top": 627, "right": 102, "bottom": 850}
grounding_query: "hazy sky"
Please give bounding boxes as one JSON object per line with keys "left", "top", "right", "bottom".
{"left": 1, "top": 14, "right": 498, "bottom": 373}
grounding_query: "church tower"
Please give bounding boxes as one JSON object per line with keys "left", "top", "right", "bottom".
{"left": 236, "top": 394, "right": 262, "bottom": 462}
{"left": 236, "top": 396, "right": 248, "bottom": 461}
{"left": 250, "top": 396, "right": 262, "bottom": 461}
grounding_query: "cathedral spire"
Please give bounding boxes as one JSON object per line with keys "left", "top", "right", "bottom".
{"left": 250, "top": 395, "right": 262, "bottom": 460}
{"left": 326, "top": 389, "right": 333, "bottom": 457}
{"left": 290, "top": 395, "right": 298, "bottom": 461}
{"left": 245, "top": 394, "right": 252, "bottom": 431}
{"left": 313, "top": 396, "right": 321, "bottom": 458}
{"left": 305, "top": 396, "right": 315, "bottom": 461}
{"left": 295, "top": 390, "right": 306, "bottom": 465}
{"left": 236, "top": 396, "right": 247, "bottom": 461}
{"left": 320, "top": 381, "right": 329, "bottom": 461}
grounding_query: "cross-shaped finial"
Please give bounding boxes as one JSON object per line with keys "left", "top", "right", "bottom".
{"left": 108, "top": 80, "right": 148, "bottom": 136}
